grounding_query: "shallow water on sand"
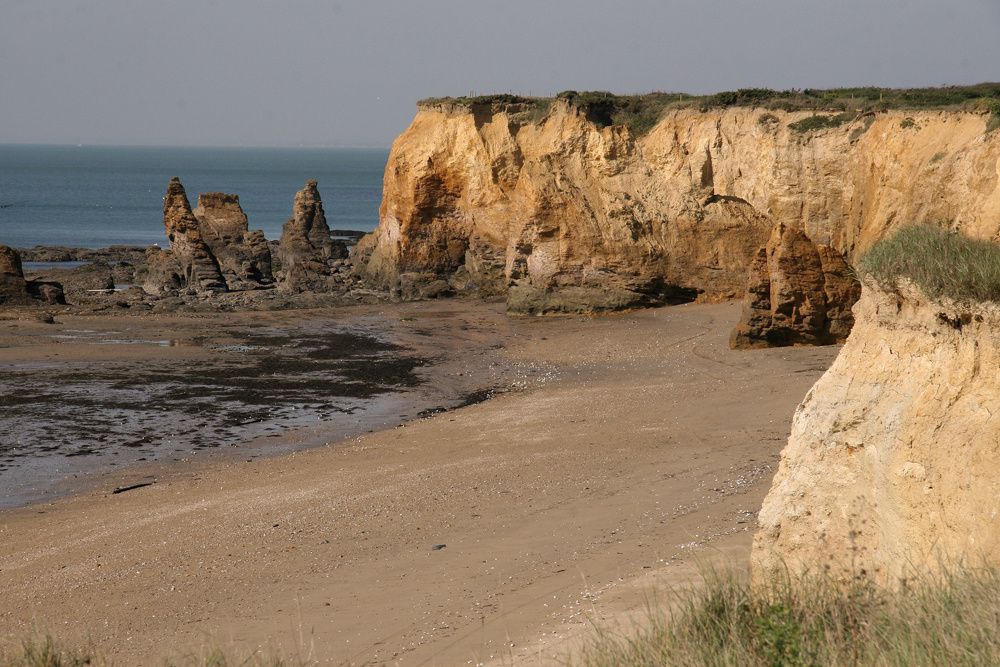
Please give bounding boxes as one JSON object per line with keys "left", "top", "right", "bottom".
{"left": 0, "top": 305, "right": 528, "bottom": 509}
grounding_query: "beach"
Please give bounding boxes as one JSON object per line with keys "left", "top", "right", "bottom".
{"left": 0, "top": 300, "right": 837, "bottom": 665}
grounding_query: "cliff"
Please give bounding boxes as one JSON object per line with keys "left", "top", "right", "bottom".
{"left": 753, "top": 281, "right": 1000, "bottom": 582}
{"left": 355, "top": 100, "right": 1000, "bottom": 313}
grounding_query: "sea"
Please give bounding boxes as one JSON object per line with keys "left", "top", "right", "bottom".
{"left": 0, "top": 144, "right": 389, "bottom": 249}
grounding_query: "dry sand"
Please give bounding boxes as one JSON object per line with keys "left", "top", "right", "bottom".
{"left": 0, "top": 301, "right": 838, "bottom": 665}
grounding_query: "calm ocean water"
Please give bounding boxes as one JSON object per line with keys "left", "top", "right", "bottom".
{"left": 0, "top": 145, "right": 388, "bottom": 249}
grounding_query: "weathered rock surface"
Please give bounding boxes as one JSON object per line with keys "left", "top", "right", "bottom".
{"left": 278, "top": 180, "right": 348, "bottom": 292}
{"left": 730, "top": 224, "right": 860, "bottom": 348}
{"left": 356, "top": 102, "right": 1000, "bottom": 313}
{"left": 753, "top": 282, "right": 1000, "bottom": 583}
{"left": 143, "top": 178, "right": 226, "bottom": 295}
{"left": 193, "top": 193, "right": 274, "bottom": 290}
{"left": 0, "top": 245, "right": 65, "bottom": 306}
{"left": 143, "top": 179, "right": 277, "bottom": 296}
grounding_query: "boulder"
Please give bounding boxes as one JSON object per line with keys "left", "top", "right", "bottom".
{"left": 0, "top": 245, "right": 65, "bottom": 306}
{"left": 729, "top": 224, "right": 860, "bottom": 348}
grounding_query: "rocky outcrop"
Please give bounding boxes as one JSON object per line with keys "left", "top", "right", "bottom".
{"left": 277, "top": 180, "right": 348, "bottom": 292}
{"left": 753, "top": 282, "right": 1000, "bottom": 583}
{"left": 355, "top": 102, "right": 1000, "bottom": 313}
{"left": 143, "top": 178, "right": 226, "bottom": 295}
{"left": 0, "top": 245, "right": 65, "bottom": 306}
{"left": 143, "top": 179, "right": 276, "bottom": 296}
{"left": 730, "top": 224, "right": 860, "bottom": 348}
{"left": 193, "top": 193, "right": 274, "bottom": 290}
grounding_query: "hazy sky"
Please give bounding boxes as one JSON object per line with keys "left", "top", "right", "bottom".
{"left": 2, "top": 0, "right": 999, "bottom": 147}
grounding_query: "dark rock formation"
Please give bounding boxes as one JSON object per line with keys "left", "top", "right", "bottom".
{"left": 729, "top": 223, "right": 861, "bottom": 349}
{"left": 24, "top": 261, "right": 115, "bottom": 301}
{"left": 192, "top": 192, "right": 274, "bottom": 290}
{"left": 277, "top": 180, "right": 348, "bottom": 292}
{"left": 143, "top": 178, "right": 226, "bottom": 295}
{"left": 143, "top": 179, "right": 275, "bottom": 296}
{"left": 0, "top": 245, "right": 65, "bottom": 306}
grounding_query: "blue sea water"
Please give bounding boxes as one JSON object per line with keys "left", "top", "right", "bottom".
{"left": 0, "top": 145, "right": 388, "bottom": 249}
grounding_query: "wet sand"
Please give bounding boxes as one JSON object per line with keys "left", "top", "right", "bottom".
{"left": 0, "top": 301, "right": 838, "bottom": 665}
{"left": 0, "top": 302, "right": 535, "bottom": 508}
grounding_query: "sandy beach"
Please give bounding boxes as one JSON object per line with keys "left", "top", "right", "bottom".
{"left": 0, "top": 300, "right": 838, "bottom": 665}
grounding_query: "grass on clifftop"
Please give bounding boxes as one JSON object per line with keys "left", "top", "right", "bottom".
{"left": 419, "top": 84, "right": 1000, "bottom": 137}
{"left": 577, "top": 565, "right": 1000, "bottom": 666}
{"left": 858, "top": 224, "right": 1000, "bottom": 302}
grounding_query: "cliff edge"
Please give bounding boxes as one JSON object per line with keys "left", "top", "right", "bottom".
{"left": 355, "top": 98, "right": 1000, "bottom": 313}
{"left": 753, "top": 276, "right": 1000, "bottom": 582}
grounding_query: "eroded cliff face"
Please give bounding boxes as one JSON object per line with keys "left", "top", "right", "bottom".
{"left": 356, "top": 102, "right": 1000, "bottom": 313}
{"left": 753, "top": 283, "right": 1000, "bottom": 582}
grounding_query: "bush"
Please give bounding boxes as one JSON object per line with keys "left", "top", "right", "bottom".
{"left": 900, "top": 117, "right": 916, "bottom": 129}
{"left": 858, "top": 224, "right": 1000, "bottom": 302}
{"left": 576, "top": 565, "right": 1000, "bottom": 666}
{"left": 788, "top": 112, "right": 855, "bottom": 134}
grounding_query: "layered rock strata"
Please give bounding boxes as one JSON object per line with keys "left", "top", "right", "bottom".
{"left": 278, "top": 180, "right": 348, "bottom": 292}
{"left": 144, "top": 179, "right": 274, "bottom": 295}
{"left": 730, "top": 224, "right": 860, "bottom": 348}
{"left": 193, "top": 193, "right": 274, "bottom": 290}
{"left": 753, "top": 282, "right": 1000, "bottom": 582}
{"left": 144, "top": 178, "right": 227, "bottom": 295}
{"left": 355, "top": 101, "right": 1000, "bottom": 313}
{"left": 0, "top": 245, "right": 65, "bottom": 305}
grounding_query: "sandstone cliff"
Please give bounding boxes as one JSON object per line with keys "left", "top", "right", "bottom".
{"left": 355, "top": 101, "right": 1000, "bottom": 313}
{"left": 730, "top": 223, "right": 860, "bottom": 348}
{"left": 753, "top": 282, "right": 1000, "bottom": 582}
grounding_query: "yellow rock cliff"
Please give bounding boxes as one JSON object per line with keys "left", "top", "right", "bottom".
{"left": 356, "top": 100, "right": 1000, "bottom": 313}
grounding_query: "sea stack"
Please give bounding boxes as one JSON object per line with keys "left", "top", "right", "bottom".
{"left": 729, "top": 223, "right": 860, "bottom": 349}
{"left": 277, "top": 180, "right": 346, "bottom": 292}
{"left": 192, "top": 192, "right": 274, "bottom": 291}
{"left": 144, "top": 178, "right": 227, "bottom": 295}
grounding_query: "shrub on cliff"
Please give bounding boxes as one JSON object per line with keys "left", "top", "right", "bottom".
{"left": 577, "top": 565, "right": 1000, "bottom": 666}
{"left": 859, "top": 224, "right": 1000, "bottom": 302}
{"left": 788, "top": 111, "right": 855, "bottom": 133}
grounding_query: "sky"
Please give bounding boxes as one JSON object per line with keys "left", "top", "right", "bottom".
{"left": 2, "top": 0, "right": 999, "bottom": 148}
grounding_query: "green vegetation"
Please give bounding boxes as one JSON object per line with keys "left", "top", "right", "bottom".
{"left": 900, "top": 116, "right": 917, "bottom": 129}
{"left": 419, "top": 84, "right": 1000, "bottom": 137}
{"left": 984, "top": 98, "right": 1000, "bottom": 133}
{"left": 577, "top": 565, "right": 1000, "bottom": 666}
{"left": 788, "top": 112, "right": 855, "bottom": 134}
{"left": 756, "top": 113, "right": 779, "bottom": 127}
{"left": 858, "top": 224, "right": 1000, "bottom": 302}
